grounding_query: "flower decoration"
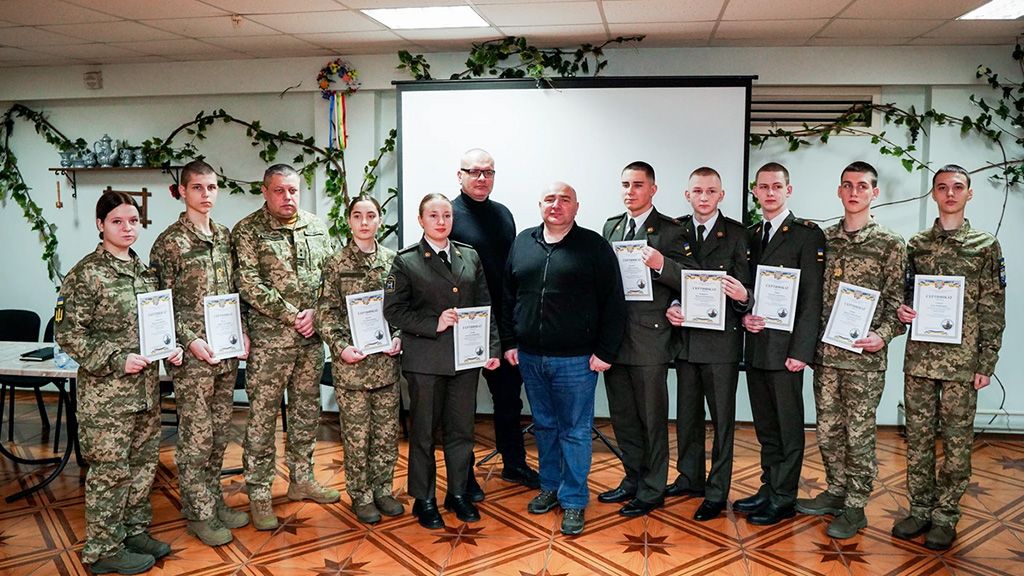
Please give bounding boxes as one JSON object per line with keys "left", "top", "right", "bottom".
{"left": 318, "top": 58, "right": 360, "bottom": 100}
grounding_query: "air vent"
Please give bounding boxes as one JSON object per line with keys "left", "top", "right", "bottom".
{"left": 751, "top": 87, "right": 881, "bottom": 134}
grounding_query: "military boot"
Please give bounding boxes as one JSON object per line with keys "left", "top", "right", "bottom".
{"left": 89, "top": 549, "right": 155, "bottom": 575}
{"left": 826, "top": 507, "right": 867, "bottom": 539}
{"left": 287, "top": 480, "right": 341, "bottom": 504}
{"left": 187, "top": 517, "right": 233, "bottom": 546}
{"left": 250, "top": 498, "right": 279, "bottom": 531}
{"left": 374, "top": 495, "right": 405, "bottom": 517}
{"left": 795, "top": 491, "right": 845, "bottom": 516}
{"left": 353, "top": 502, "right": 382, "bottom": 525}
{"left": 217, "top": 502, "right": 250, "bottom": 529}
{"left": 924, "top": 524, "right": 957, "bottom": 550}
{"left": 892, "top": 515, "right": 931, "bottom": 540}
{"left": 123, "top": 532, "right": 171, "bottom": 559}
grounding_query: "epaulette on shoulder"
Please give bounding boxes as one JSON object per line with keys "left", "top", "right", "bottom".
{"left": 451, "top": 240, "right": 472, "bottom": 248}
{"left": 658, "top": 212, "right": 683, "bottom": 226}
{"left": 722, "top": 215, "right": 745, "bottom": 229}
{"left": 675, "top": 214, "right": 693, "bottom": 225}
{"left": 605, "top": 213, "right": 625, "bottom": 223}
{"left": 398, "top": 244, "right": 420, "bottom": 255}
{"left": 793, "top": 218, "right": 817, "bottom": 229}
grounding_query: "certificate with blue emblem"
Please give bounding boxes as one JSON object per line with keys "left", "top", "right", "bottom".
{"left": 822, "top": 282, "right": 880, "bottom": 353}
{"left": 346, "top": 290, "right": 391, "bottom": 354}
{"left": 753, "top": 265, "right": 801, "bottom": 333}
{"left": 681, "top": 270, "right": 726, "bottom": 331}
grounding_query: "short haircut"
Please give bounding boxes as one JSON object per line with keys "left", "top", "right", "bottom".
{"left": 347, "top": 194, "right": 381, "bottom": 218}
{"left": 179, "top": 159, "right": 216, "bottom": 189}
{"left": 755, "top": 162, "right": 790, "bottom": 185}
{"left": 841, "top": 161, "right": 878, "bottom": 187}
{"left": 418, "top": 192, "right": 452, "bottom": 215}
{"left": 622, "top": 161, "right": 656, "bottom": 183}
{"left": 689, "top": 166, "right": 721, "bottom": 181}
{"left": 461, "top": 148, "right": 493, "bottom": 167}
{"left": 96, "top": 189, "right": 139, "bottom": 221}
{"left": 263, "top": 163, "right": 300, "bottom": 187}
{"left": 932, "top": 164, "right": 971, "bottom": 188}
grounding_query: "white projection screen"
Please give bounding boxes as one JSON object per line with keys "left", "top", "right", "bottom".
{"left": 396, "top": 77, "right": 754, "bottom": 247}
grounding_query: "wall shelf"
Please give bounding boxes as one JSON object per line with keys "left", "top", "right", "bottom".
{"left": 48, "top": 166, "right": 182, "bottom": 199}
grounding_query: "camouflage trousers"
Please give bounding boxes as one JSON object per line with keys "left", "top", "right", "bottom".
{"left": 904, "top": 375, "right": 977, "bottom": 527}
{"left": 174, "top": 360, "right": 238, "bottom": 521}
{"left": 812, "top": 366, "right": 886, "bottom": 508}
{"left": 79, "top": 404, "right": 160, "bottom": 564}
{"left": 335, "top": 381, "right": 400, "bottom": 506}
{"left": 243, "top": 342, "right": 326, "bottom": 502}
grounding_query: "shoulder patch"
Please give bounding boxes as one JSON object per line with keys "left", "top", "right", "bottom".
{"left": 54, "top": 296, "right": 65, "bottom": 324}
{"left": 385, "top": 274, "right": 396, "bottom": 293}
{"left": 816, "top": 247, "right": 825, "bottom": 262}
{"left": 999, "top": 257, "right": 1007, "bottom": 287}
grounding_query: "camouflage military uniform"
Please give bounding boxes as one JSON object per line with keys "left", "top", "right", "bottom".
{"left": 55, "top": 245, "right": 163, "bottom": 565}
{"left": 315, "top": 241, "right": 401, "bottom": 507}
{"left": 903, "top": 219, "right": 1005, "bottom": 527}
{"left": 150, "top": 212, "right": 239, "bottom": 522}
{"left": 232, "top": 204, "right": 334, "bottom": 501}
{"left": 813, "top": 219, "right": 906, "bottom": 508}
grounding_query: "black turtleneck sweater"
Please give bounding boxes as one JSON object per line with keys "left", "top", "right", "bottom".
{"left": 450, "top": 192, "right": 516, "bottom": 320}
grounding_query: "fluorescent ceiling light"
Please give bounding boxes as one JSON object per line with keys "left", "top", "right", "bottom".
{"left": 958, "top": 0, "right": 1024, "bottom": 20}
{"left": 361, "top": 6, "right": 488, "bottom": 29}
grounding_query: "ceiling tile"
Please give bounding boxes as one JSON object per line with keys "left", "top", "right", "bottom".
{"left": 807, "top": 36, "right": 912, "bottom": 46}
{"left": 0, "top": 46, "right": 66, "bottom": 60}
{"left": 841, "top": 0, "right": 985, "bottom": 20}
{"left": 141, "top": 15, "right": 278, "bottom": 37}
{"left": 73, "top": 54, "right": 170, "bottom": 64}
{"left": 200, "top": 0, "right": 349, "bottom": 14}
{"left": 62, "top": 0, "right": 228, "bottom": 19}
{"left": 392, "top": 27, "right": 501, "bottom": 41}
{"left": 243, "top": 47, "right": 333, "bottom": 58}
{"left": 908, "top": 35, "right": 1017, "bottom": 46}
{"left": 30, "top": 42, "right": 149, "bottom": 58}
{"left": 0, "top": 26, "right": 92, "bottom": 46}
{"left": 201, "top": 34, "right": 321, "bottom": 51}
{"left": 0, "top": 0, "right": 117, "bottom": 25}
{"left": 475, "top": 2, "right": 602, "bottom": 26}
{"left": 715, "top": 19, "right": 829, "bottom": 40}
{"left": 40, "top": 21, "right": 183, "bottom": 43}
{"left": 110, "top": 38, "right": 233, "bottom": 56}
{"left": 298, "top": 30, "right": 408, "bottom": 49}
{"left": 920, "top": 20, "right": 1024, "bottom": 39}
{"left": 247, "top": 10, "right": 383, "bottom": 34}
{"left": 167, "top": 50, "right": 250, "bottom": 61}
{"left": 340, "top": 0, "right": 467, "bottom": 7}
{"left": 607, "top": 21, "right": 714, "bottom": 43}
{"left": 817, "top": 18, "right": 945, "bottom": 39}
{"left": 497, "top": 24, "right": 608, "bottom": 46}
{"left": 722, "top": 0, "right": 849, "bottom": 20}
{"left": 603, "top": 1, "right": 724, "bottom": 23}
{"left": 0, "top": 20, "right": 19, "bottom": 27}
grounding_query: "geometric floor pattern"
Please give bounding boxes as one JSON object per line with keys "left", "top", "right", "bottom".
{"left": 2, "top": 391, "right": 1024, "bottom": 575}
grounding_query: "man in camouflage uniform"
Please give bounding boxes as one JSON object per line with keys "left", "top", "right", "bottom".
{"left": 233, "top": 164, "right": 338, "bottom": 530}
{"left": 150, "top": 160, "right": 250, "bottom": 546}
{"left": 796, "top": 161, "right": 906, "bottom": 539}
{"left": 892, "top": 164, "right": 1006, "bottom": 550}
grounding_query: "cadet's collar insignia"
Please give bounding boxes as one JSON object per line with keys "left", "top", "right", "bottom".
{"left": 455, "top": 249, "right": 462, "bottom": 257}
{"left": 424, "top": 251, "right": 432, "bottom": 258}
{"left": 54, "top": 296, "right": 65, "bottom": 324}
{"left": 385, "top": 275, "right": 396, "bottom": 293}
{"left": 716, "top": 231, "right": 724, "bottom": 238}
{"left": 614, "top": 224, "right": 620, "bottom": 231}
{"left": 816, "top": 247, "right": 825, "bottom": 262}
{"left": 999, "top": 257, "right": 1007, "bottom": 287}
{"left": 646, "top": 226, "right": 655, "bottom": 234}
{"left": 782, "top": 225, "right": 790, "bottom": 233}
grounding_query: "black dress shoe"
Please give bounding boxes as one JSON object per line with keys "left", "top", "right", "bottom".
{"left": 733, "top": 492, "right": 769, "bottom": 513}
{"left": 693, "top": 499, "right": 727, "bottom": 521}
{"left": 466, "top": 474, "right": 485, "bottom": 503}
{"left": 748, "top": 502, "right": 796, "bottom": 525}
{"left": 412, "top": 499, "right": 445, "bottom": 529}
{"left": 443, "top": 494, "right": 481, "bottom": 522}
{"left": 619, "top": 497, "right": 664, "bottom": 517}
{"left": 501, "top": 464, "right": 541, "bottom": 489}
{"left": 597, "top": 486, "right": 636, "bottom": 504}
{"left": 665, "top": 481, "right": 705, "bottom": 498}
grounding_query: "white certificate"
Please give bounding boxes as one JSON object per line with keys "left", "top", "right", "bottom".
{"left": 911, "top": 275, "right": 965, "bottom": 344}
{"left": 821, "top": 282, "right": 880, "bottom": 353}
{"left": 681, "top": 270, "right": 727, "bottom": 331}
{"left": 345, "top": 290, "right": 391, "bottom": 354}
{"left": 137, "top": 289, "right": 176, "bottom": 361}
{"left": 752, "top": 265, "right": 801, "bottom": 333}
{"left": 454, "top": 306, "right": 490, "bottom": 371}
{"left": 203, "top": 293, "right": 245, "bottom": 360}
{"left": 613, "top": 240, "right": 653, "bottom": 301}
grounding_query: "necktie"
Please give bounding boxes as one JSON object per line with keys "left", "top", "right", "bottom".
{"left": 438, "top": 250, "right": 452, "bottom": 271}
{"left": 624, "top": 219, "right": 637, "bottom": 241}
{"left": 696, "top": 224, "right": 706, "bottom": 253}
{"left": 761, "top": 221, "right": 772, "bottom": 253}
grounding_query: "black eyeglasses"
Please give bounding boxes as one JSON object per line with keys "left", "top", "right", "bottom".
{"left": 460, "top": 168, "right": 496, "bottom": 178}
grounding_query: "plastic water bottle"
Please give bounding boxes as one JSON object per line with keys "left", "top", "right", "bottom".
{"left": 53, "top": 344, "right": 71, "bottom": 369}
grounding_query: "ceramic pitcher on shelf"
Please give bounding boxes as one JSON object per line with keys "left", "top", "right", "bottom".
{"left": 93, "top": 134, "right": 118, "bottom": 167}
{"left": 119, "top": 147, "right": 134, "bottom": 167}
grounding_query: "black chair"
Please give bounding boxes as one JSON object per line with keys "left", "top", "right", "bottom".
{"left": 0, "top": 310, "right": 66, "bottom": 449}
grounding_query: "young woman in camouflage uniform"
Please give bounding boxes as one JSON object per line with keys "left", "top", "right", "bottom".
{"left": 56, "top": 191, "right": 185, "bottom": 575}
{"left": 315, "top": 195, "right": 404, "bottom": 525}
{"left": 150, "top": 160, "right": 250, "bottom": 547}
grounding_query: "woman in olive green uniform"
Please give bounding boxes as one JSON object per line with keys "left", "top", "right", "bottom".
{"left": 56, "top": 191, "right": 184, "bottom": 575}
{"left": 315, "top": 195, "right": 403, "bottom": 525}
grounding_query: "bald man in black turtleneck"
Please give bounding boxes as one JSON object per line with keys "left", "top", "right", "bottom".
{"left": 449, "top": 148, "right": 539, "bottom": 498}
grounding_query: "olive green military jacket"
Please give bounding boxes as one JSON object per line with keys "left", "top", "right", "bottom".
{"left": 232, "top": 204, "right": 335, "bottom": 348}
{"left": 150, "top": 212, "right": 238, "bottom": 376}
{"left": 903, "top": 219, "right": 1005, "bottom": 381}
{"left": 675, "top": 212, "right": 754, "bottom": 364}
{"left": 814, "top": 218, "right": 907, "bottom": 371}
{"left": 744, "top": 212, "right": 827, "bottom": 370}
{"left": 55, "top": 245, "right": 161, "bottom": 416}
{"left": 315, "top": 241, "right": 401, "bottom": 391}
{"left": 383, "top": 238, "right": 500, "bottom": 376}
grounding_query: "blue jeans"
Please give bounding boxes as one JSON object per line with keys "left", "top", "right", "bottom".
{"left": 518, "top": 352, "right": 597, "bottom": 509}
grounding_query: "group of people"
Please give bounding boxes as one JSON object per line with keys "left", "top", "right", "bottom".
{"left": 52, "top": 149, "right": 1004, "bottom": 575}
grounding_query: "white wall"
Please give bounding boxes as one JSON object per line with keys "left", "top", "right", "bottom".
{"left": 1, "top": 45, "right": 1018, "bottom": 429}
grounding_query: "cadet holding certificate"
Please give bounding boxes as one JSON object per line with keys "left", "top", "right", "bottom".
{"left": 454, "top": 306, "right": 491, "bottom": 370}
{"left": 909, "top": 275, "right": 965, "bottom": 344}
{"left": 613, "top": 240, "right": 654, "bottom": 301}
{"left": 345, "top": 290, "right": 391, "bottom": 354}
{"left": 137, "top": 289, "right": 176, "bottom": 360}
{"left": 821, "top": 282, "right": 881, "bottom": 353}
{"left": 752, "top": 265, "right": 801, "bottom": 332}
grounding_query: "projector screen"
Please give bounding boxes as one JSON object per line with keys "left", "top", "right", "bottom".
{"left": 396, "top": 76, "right": 754, "bottom": 247}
